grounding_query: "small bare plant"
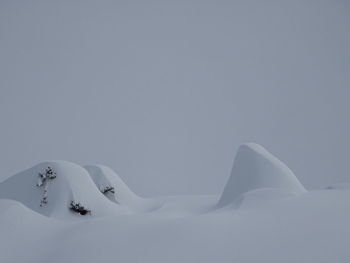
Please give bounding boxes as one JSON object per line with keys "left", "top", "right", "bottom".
{"left": 37, "top": 166, "right": 56, "bottom": 207}
{"left": 70, "top": 201, "right": 91, "bottom": 215}
{"left": 100, "top": 186, "right": 115, "bottom": 195}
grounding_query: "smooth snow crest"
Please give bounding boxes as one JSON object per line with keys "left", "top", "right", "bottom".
{"left": 0, "top": 161, "right": 128, "bottom": 219}
{"left": 84, "top": 164, "right": 161, "bottom": 212}
{"left": 217, "top": 143, "right": 306, "bottom": 207}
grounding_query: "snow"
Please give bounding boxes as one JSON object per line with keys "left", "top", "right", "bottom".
{"left": 0, "top": 161, "right": 128, "bottom": 219}
{"left": 1, "top": 190, "right": 350, "bottom": 263}
{"left": 217, "top": 143, "right": 307, "bottom": 207}
{"left": 84, "top": 164, "right": 161, "bottom": 212}
{"left": 326, "top": 183, "right": 350, "bottom": 190}
{"left": 0, "top": 143, "right": 349, "bottom": 263}
{"left": 220, "top": 187, "right": 301, "bottom": 210}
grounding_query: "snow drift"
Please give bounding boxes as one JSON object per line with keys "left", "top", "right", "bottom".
{"left": 217, "top": 143, "right": 306, "bottom": 207}
{"left": 1, "top": 145, "right": 350, "bottom": 263}
{"left": 84, "top": 165, "right": 161, "bottom": 212}
{"left": 0, "top": 161, "right": 128, "bottom": 219}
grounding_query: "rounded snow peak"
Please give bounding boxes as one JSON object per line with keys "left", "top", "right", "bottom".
{"left": 0, "top": 161, "right": 128, "bottom": 219}
{"left": 217, "top": 143, "right": 306, "bottom": 207}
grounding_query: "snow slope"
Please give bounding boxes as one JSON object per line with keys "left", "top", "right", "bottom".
{"left": 1, "top": 190, "right": 350, "bottom": 263}
{"left": 217, "top": 143, "right": 306, "bottom": 207}
{"left": 0, "top": 199, "right": 62, "bottom": 263}
{"left": 85, "top": 164, "right": 161, "bottom": 212}
{"left": 0, "top": 161, "right": 128, "bottom": 219}
{"left": 1, "top": 144, "right": 350, "bottom": 263}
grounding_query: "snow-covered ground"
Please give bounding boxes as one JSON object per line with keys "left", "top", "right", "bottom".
{"left": 0, "top": 143, "right": 349, "bottom": 263}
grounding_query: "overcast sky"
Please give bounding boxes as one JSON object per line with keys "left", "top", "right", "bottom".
{"left": 1, "top": 0, "right": 349, "bottom": 196}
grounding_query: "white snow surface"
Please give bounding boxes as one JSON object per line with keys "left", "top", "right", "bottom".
{"left": 217, "top": 143, "right": 307, "bottom": 207}
{"left": 84, "top": 164, "right": 161, "bottom": 212}
{"left": 326, "top": 183, "right": 350, "bottom": 190}
{"left": 0, "top": 143, "right": 350, "bottom": 263}
{"left": 0, "top": 161, "right": 129, "bottom": 219}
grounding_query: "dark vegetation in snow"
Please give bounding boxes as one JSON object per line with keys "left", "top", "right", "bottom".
{"left": 101, "top": 186, "right": 115, "bottom": 195}
{"left": 37, "top": 167, "right": 56, "bottom": 207}
{"left": 37, "top": 166, "right": 57, "bottom": 186}
{"left": 70, "top": 201, "right": 91, "bottom": 215}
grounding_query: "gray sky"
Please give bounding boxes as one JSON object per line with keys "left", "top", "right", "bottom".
{"left": 1, "top": 0, "right": 349, "bottom": 196}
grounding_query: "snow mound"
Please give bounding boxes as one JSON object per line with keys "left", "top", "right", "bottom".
{"left": 84, "top": 165, "right": 162, "bottom": 212}
{"left": 0, "top": 161, "right": 128, "bottom": 219}
{"left": 217, "top": 143, "right": 306, "bottom": 207}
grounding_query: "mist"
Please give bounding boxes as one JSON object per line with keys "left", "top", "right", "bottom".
{"left": 1, "top": 0, "right": 349, "bottom": 196}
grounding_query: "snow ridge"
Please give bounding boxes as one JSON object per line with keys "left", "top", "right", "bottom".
{"left": 84, "top": 165, "right": 162, "bottom": 212}
{"left": 0, "top": 161, "right": 128, "bottom": 219}
{"left": 217, "top": 143, "right": 306, "bottom": 207}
